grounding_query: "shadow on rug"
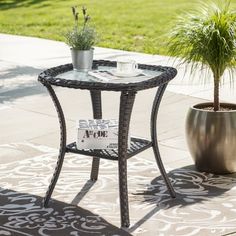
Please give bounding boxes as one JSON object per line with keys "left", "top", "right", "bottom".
{"left": 0, "top": 188, "right": 132, "bottom": 236}
{"left": 2, "top": 143, "right": 236, "bottom": 235}
{"left": 129, "top": 165, "right": 236, "bottom": 235}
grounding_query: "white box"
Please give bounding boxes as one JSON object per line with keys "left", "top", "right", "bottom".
{"left": 76, "top": 119, "right": 130, "bottom": 150}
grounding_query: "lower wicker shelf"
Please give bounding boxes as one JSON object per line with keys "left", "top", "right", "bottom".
{"left": 66, "top": 137, "right": 152, "bottom": 161}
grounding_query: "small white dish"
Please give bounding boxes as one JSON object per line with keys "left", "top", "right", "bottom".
{"left": 110, "top": 69, "right": 143, "bottom": 77}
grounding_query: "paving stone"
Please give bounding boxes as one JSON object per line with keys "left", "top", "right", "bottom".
{"left": 1, "top": 33, "right": 235, "bottom": 236}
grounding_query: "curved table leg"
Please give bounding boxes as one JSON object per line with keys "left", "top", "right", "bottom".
{"left": 151, "top": 83, "right": 176, "bottom": 198}
{"left": 118, "top": 91, "right": 136, "bottom": 228}
{"left": 43, "top": 84, "right": 67, "bottom": 207}
{"left": 90, "top": 90, "right": 102, "bottom": 181}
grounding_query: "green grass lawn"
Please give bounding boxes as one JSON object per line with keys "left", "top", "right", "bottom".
{"left": 1, "top": 0, "right": 236, "bottom": 55}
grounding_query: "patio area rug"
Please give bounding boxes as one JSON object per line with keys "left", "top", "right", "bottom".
{"left": 0, "top": 190, "right": 131, "bottom": 236}
{"left": 1, "top": 142, "right": 236, "bottom": 236}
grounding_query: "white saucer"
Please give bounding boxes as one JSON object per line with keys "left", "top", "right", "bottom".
{"left": 110, "top": 69, "right": 143, "bottom": 77}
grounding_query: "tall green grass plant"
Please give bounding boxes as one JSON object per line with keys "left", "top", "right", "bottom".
{"left": 168, "top": 1, "right": 236, "bottom": 111}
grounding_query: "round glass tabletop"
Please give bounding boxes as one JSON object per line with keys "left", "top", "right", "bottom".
{"left": 38, "top": 60, "right": 177, "bottom": 91}
{"left": 56, "top": 66, "right": 163, "bottom": 84}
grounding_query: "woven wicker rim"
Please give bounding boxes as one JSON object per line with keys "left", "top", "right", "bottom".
{"left": 38, "top": 60, "right": 177, "bottom": 91}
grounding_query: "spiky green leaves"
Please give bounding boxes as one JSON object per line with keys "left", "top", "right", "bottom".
{"left": 168, "top": 1, "right": 236, "bottom": 111}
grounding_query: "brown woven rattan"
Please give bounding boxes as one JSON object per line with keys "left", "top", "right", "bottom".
{"left": 89, "top": 90, "right": 102, "bottom": 181}
{"left": 38, "top": 60, "right": 177, "bottom": 227}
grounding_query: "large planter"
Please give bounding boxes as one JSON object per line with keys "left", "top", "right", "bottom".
{"left": 186, "top": 102, "right": 236, "bottom": 174}
{"left": 70, "top": 48, "right": 94, "bottom": 71}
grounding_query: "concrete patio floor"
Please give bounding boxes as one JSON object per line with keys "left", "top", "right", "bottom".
{"left": 1, "top": 33, "right": 236, "bottom": 235}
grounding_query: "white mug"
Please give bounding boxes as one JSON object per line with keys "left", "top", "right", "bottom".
{"left": 116, "top": 59, "right": 138, "bottom": 74}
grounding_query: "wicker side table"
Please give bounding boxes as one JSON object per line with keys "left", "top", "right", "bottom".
{"left": 38, "top": 60, "right": 177, "bottom": 227}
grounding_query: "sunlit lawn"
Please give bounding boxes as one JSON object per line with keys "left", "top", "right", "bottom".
{"left": 1, "top": 0, "right": 236, "bottom": 55}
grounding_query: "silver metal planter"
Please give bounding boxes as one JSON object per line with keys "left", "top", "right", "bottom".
{"left": 186, "top": 102, "right": 236, "bottom": 174}
{"left": 70, "top": 48, "right": 94, "bottom": 72}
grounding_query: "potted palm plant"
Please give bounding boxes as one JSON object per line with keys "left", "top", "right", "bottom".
{"left": 168, "top": 1, "right": 236, "bottom": 174}
{"left": 65, "top": 6, "right": 96, "bottom": 71}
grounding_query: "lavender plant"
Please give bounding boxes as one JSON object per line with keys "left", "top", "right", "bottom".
{"left": 65, "top": 6, "right": 96, "bottom": 50}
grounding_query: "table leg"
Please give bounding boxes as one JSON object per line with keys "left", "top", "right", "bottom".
{"left": 43, "top": 84, "right": 67, "bottom": 207}
{"left": 151, "top": 83, "right": 176, "bottom": 198}
{"left": 118, "top": 91, "right": 136, "bottom": 228}
{"left": 90, "top": 90, "right": 102, "bottom": 181}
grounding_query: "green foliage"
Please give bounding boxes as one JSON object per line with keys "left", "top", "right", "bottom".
{"left": 1, "top": 0, "right": 236, "bottom": 54}
{"left": 65, "top": 27, "right": 96, "bottom": 50}
{"left": 0, "top": 0, "right": 207, "bottom": 54}
{"left": 168, "top": 1, "right": 236, "bottom": 110}
{"left": 65, "top": 6, "right": 96, "bottom": 50}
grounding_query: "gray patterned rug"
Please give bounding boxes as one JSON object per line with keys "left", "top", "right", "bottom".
{"left": 0, "top": 189, "right": 131, "bottom": 236}
{"left": 1, "top": 142, "right": 236, "bottom": 236}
